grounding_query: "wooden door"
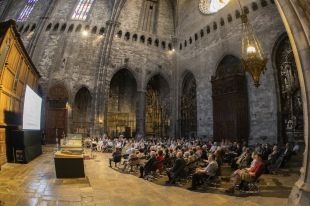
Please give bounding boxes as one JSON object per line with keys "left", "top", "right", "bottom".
{"left": 212, "top": 75, "right": 249, "bottom": 143}
{"left": 211, "top": 55, "right": 249, "bottom": 143}
{"left": 46, "top": 85, "right": 68, "bottom": 144}
{"left": 46, "top": 108, "right": 67, "bottom": 144}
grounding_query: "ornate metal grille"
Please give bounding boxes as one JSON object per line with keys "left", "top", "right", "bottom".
{"left": 276, "top": 36, "right": 304, "bottom": 142}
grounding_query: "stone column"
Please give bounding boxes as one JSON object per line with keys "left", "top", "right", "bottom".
{"left": 136, "top": 90, "right": 146, "bottom": 137}
{"left": 171, "top": 36, "right": 178, "bottom": 138}
{"left": 28, "top": 0, "right": 58, "bottom": 57}
{"left": 92, "top": 0, "right": 128, "bottom": 135}
{"left": 0, "top": 0, "right": 13, "bottom": 21}
{"left": 275, "top": 0, "right": 310, "bottom": 205}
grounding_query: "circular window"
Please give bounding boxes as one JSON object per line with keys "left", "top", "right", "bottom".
{"left": 199, "top": 0, "right": 230, "bottom": 15}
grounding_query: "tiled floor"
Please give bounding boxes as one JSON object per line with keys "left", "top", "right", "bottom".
{"left": 0, "top": 146, "right": 299, "bottom": 206}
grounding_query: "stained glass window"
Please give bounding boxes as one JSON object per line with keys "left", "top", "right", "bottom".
{"left": 17, "top": 0, "right": 39, "bottom": 22}
{"left": 72, "top": 0, "right": 94, "bottom": 21}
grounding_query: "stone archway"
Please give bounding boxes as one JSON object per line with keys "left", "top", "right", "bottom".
{"left": 72, "top": 87, "right": 92, "bottom": 136}
{"left": 273, "top": 34, "right": 304, "bottom": 144}
{"left": 108, "top": 69, "right": 137, "bottom": 138}
{"left": 45, "top": 84, "right": 69, "bottom": 144}
{"left": 180, "top": 71, "right": 197, "bottom": 138}
{"left": 145, "top": 74, "right": 170, "bottom": 138}
{"left": 211, "top": 55, "right": 249, "bottom": 143}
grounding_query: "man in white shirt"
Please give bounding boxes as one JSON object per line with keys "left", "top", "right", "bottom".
{"left": 189, "top": 154, "right": 218, "bottom": 190}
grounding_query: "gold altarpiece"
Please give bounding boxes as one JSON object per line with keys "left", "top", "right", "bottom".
{"left": 145, "top": 86, "right": 170, "bottom": 137}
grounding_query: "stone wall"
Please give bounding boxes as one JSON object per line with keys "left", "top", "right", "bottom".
{"left": 176, "top": 0, "right": 286, "bottom": 144}
{"left": 3, "top": 0, "right": 175, "bottom": 135}
{"left": 1, "top": 0, "right": 294, "bottom": 143}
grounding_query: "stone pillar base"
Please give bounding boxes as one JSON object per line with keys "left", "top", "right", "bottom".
{"left": 288, "top": 180, "right": 310, "bottom": 206}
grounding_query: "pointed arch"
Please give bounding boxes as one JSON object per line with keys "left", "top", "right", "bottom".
{"left": 145, "top": 73, "right": 171, "bottom": 137}
{"left": 108, "top": 68, "right": 138, "bottom": 138}
{"left": 212, "top": 55, "right": 249, "bottom": 143}
{"left": 72, "top": 86, "right": 92, "bottom": 135}
{"left": 272, "top": 33, "right": 304, "bottom": 144}
{"left": 46, "top": 84, "right": 69, "bottom": 144}
{"left": 180, "top": 71, "right": 197, "bottom": 137}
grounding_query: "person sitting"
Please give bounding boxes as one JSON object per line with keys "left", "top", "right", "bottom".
{"left": 225, "top": 153, "right": 264, "bottom": 193}
{"left": 189, "top": 154, "right": 218, "bottom": 190}
{"left": 188, "top": 150, "right": 197, "bottom": 163}
{"left": 97, "top": 139, "right": 103, "bottom": 152}
{"left": 166, "top": 151, "right": 186, "bottom": 185}
{"left": 123, "top": 144, "right": 134, "bottom": 159}
{"left": 232, "top": 148, "right": 251, "bottom": 169}
{"left": 265, "top": 145, "right": 280, "bottom": 173}
{"left": 201, "top": 145, "right": 208, "bottom": 160}
{"left": 281, "top": 143, "right": 293, "bottom": 167}
{"left": 268, "top": 145, "right": 280, "bottom": 162}
{"left": 155, "top": 150, "right": 165, "bottom": 174}
{"left": 210, "top": 142, "right": 218, "bottom": 153}
{"left": 214, "top": 147, "right": 224, "bottom": 167}
{"left": 183, "top": 151, "right": 191, "bottom": 164}
{"left": 139, "top": 151, "right": 157, "bottom": 178}
{"left": 261, "top": 143, "right": 271, "bottom": 161}
{"left": 109, "top": 147, "right": 122, "bottom": 168}
{"left": 106, "top": 140, "right": 114, "bottom": 152}
{"left": 137, "top": 149, "right": 146, "bottom": 166}
{"left": 123, "top": 149, "right": 139, "bottom": 172}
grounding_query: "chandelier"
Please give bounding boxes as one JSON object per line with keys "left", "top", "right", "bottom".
{"left": 239, "top": 1, "right": 267, "bottom": 87}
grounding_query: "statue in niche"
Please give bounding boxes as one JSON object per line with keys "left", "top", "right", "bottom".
{"left": 286, "top": 119, "right": 293, "bottom": 130}
{"left": 281, "top": 63, "right": 295, "bottom": 95}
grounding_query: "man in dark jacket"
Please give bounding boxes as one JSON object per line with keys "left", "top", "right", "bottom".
{"left": 166, "top": 151, "right": 186, "bottom": 184}
{"left": 139, "top": 151, "right": 157, "bottom": 178}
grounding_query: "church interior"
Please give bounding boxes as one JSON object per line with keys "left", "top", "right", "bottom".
{"left": 0, "top": 0, "right": 310, "bottom": 205}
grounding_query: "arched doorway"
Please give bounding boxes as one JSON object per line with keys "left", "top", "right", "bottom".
{"left": 108, "top": 69, "right": 137, "bottom": 138}
{"left": 274, "top": 34, "right": 304, "bottom": 144}
{"left": 145, "top": 74, "right": 170, "bottom": 138}
{"left": 212, "top": 55, "right": 249, "bottom": 143}
{"left": 72, "top": 87, "right": 92, "bottom": 136}
{"left": 180, "top": 72, "right": 197, "bottom": 138}
{"left": 45, "top": 84, "right": 69, "bottom": 143}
